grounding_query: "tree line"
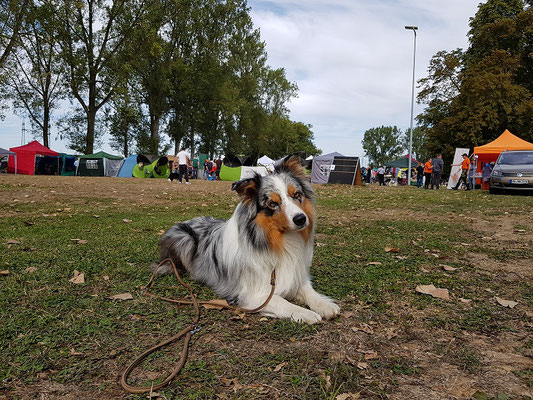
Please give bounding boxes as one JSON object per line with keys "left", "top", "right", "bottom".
{"left": 0, "top": 0, "right": 321, "bottom": 159}
{"left": 363, "top": 0, "right": 532, "bottom": 169}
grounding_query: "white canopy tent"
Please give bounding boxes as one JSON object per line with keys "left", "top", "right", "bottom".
{"left": 257, "top": 155, "right": 275, "bottom": 172}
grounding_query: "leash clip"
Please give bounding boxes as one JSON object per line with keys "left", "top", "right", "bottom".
{"left": 191, "top": 325, "right": 201, "bottom": 335}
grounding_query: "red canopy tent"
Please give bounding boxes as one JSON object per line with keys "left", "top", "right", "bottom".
{"left": 8, "top": 141, "right": 59, "bottom": 175}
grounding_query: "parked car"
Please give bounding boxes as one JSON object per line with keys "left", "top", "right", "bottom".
{"left": 489, "top": 150, "right": 533, "bottom": 194}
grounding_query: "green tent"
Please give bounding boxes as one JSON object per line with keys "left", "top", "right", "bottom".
{"left": 143, "top": 157, "right": 170, "bottom": 178}
{"left": 385, "top": 155, "right": 420, "bottom": 168}
{"left": 59, "top": 153, "right": 77, "bottom": 176}
{"left": 77, "top": 151, "right": 124, "bottom": 177}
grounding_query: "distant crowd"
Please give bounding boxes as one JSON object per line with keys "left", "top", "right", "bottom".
{"left": 361, "top": 153, "right": 490, "bottom": 190}
{"left": 168, "top": 147, "right": 224, "bottom": 184}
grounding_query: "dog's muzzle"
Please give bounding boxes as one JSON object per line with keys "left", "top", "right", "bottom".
{"left": 293, "top": 213, "right": 307, "bottom": 228}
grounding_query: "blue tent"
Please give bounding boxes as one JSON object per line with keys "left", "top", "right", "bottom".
{"left": 117, "top": 155, "right": 137, "bottom": 177}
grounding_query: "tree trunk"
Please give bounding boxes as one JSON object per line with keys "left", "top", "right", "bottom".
{"left": 43, "top": 106, "right": 50, "bottom": 148}
{"left": 86, "top": 109, "right": 96, "bottom": 154}
{"left": 150, "top": 113, "right": 160, "bottom": 155}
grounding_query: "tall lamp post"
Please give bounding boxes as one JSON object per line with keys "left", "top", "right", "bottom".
{"left": 405, "top": 25, "right": 418, "bottom": 186}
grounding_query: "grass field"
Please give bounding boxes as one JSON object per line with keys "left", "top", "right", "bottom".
{"left": 1, "top": 175, "right": 532, "bottom": 400}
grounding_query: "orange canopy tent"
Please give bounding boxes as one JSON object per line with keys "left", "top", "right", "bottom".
{"left": 474, "top": 129, "right": 533, "bottom": 163}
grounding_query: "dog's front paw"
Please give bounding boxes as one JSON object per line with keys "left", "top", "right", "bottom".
{"left": 291, "top": 308, "right": 322, "bottom": 325}
{"left": 311, "top": 300, "right": 340, "bottom": 320}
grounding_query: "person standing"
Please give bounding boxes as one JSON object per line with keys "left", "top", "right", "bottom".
{"left": 215, "top": 157, "right": 222, "bottom": 180}
{"left": 377, "top": 166, "right": 385, "bottom": 186}
{"left": 192, "top": 157, "right": 199, "bottom": 179}
{"left": 452, "top": 153, "right": 470, "bottom": 190}
{"left": 416, "top": 162, "right": 424, "bottom": 188}
{"left": 203, "top": 158, "right": 210, "bottom": 180}
{"left": 431, "top": 154, "right": 444, "bottom": 190}
{"left": 424, "top": 158, "right": 433, "bottom": 189}
{"left": 176, "top": 147, "right": 190, "bottom": 184}
{"left": 482, "top": 162, "right": 494, "bottom": 190}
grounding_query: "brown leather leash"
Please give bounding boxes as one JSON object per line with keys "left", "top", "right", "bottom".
{"left": 119, "top": 258, "right": 276, "bottom": 394}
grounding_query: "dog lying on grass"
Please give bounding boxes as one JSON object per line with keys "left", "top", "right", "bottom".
{"left": 157, "top": 155, "right": 340, "bottom": 324}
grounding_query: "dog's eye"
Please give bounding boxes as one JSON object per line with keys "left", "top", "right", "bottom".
{"left": 293, "top": 191, "right": 303, "bottom": 201}
{"left": 267, "top": 200, "right": 279, "bottom": 209}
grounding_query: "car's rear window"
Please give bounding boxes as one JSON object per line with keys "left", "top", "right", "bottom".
{"left": 497, "top": 152, "right": 533, "bottom": 165}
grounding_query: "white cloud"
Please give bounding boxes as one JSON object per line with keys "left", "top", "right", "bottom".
{"left": 250, "top": 0, "right": 480, "bottom": 159}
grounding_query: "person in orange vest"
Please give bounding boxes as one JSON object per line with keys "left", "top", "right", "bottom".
{"left": 424, "top": 158, "right": 433, "bottom": 189}
{"left": 452, "top": 153, "right": 471, "bottom": 190}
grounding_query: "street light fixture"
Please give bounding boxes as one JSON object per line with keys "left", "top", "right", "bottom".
{"left": 405, "top": 25, "right": 418, "bottom": 186}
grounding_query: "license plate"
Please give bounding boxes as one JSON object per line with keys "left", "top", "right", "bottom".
{"left": 510, "top": 179, "right": 529, "bottom": 184}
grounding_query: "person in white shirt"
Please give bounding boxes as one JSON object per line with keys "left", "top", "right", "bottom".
{"left": 176, "top": 147, "right": 190, "bottom": 184}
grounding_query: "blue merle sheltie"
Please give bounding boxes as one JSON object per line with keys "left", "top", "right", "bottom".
{"left": 156, "top": 155, "right": 340, "bottom": 324}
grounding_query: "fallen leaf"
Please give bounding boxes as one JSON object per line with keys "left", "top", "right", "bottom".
{"left": 69, "top": 348, "right": 82, "bottom": 356}
{"left": 336, "top": 393, "right": 360, "bottom": 400}
{"left": 93, "top": 215, "right": 100, "bottom": 218}
{"left": 384, "top": 327, "right": 398, "bottom": 339}
{"left": 25, "top": 267, "right": 37, "bottom": 273}
{"left": 495, "top": 297, "right": 518, "bottom": 309}
{"left": 364, "top": 352, "right": 378, "bottom": 360}
{"left": 69, "top": 270, "right": 85, "bottom": 284}
{"left": 76, "top": 240, "right": 88, "bottom": 245}
{"left": 315, "top": 242, "right": 326, "bottom": 247}
{"left": 122, "top": 219, "right": 132, "bottom": 223}
{"left": 273, "top": 361, "right": 287, "bottom": 372}
{"left": 356, "top": 362, "right": 368, "bottom": 370}
{"left": 70, "top": 238, "right": 81, "bottom": 242}
{"left": 351, "top": 324, "right": 374, "bottom": 334}
{"left": 7, "top": 239, "right": 20, "bottom": 244}
{"left": 367, "top": 262, "right": 382, "bottom": 266}
{"left": 440, "top": 264, "right": 458, "bottom": 271}
{"left": 0, "top": 270, "right": 10, "bottom": 275}
{"left": 459, "top": 298, "right": 472, "bottom": 304}
{"left": 394, "top": 255, "right": 409, "bottom": 260}
{"left": 201, "top": 203, "right": 208, "bottom": 207}
{"left": 109, "top": 293, "right": 133, "bottom": 301}
{"left": 201, "top": 299, "right": 229, "bottom": 310}
{"left": 259, "top": 317, "right": 269, "bottom": 322}
{"left": 415, "top": 284, "right": 450, "bottom": 300}
{"left": 514, "top": 229, "right": 526, "bottom": 233}
{"left": 384, "top": 246, "right": 400, "bottom": 253}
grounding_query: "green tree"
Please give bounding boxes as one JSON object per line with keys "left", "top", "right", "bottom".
{"left": 417, "top": 0, "right": 533, "bottom": 166}
{"left": 402, "top": 126, "right": 430, "bottom": 161}
{"left": 4, "top": 1, "right": 64, "bottom": 148}
{"left": 0, "top": 0, "right": 31, "bottom": 68}
{"left": 362, "top": 126, "right": 403, "bottom": 166}
{"left": 55, "top": 0, "right": 146, "bottom": 154}
{"left": 105, "top": 89, "right": 142, "bottom": 157}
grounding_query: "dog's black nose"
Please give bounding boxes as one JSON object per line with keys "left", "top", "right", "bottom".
{"left": 293, "top": 213, "right": 307, "bottom": 227}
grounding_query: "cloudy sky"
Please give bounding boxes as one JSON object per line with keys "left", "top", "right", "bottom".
{"left": 0, "top": 0, "right": 481, "bottom": 158}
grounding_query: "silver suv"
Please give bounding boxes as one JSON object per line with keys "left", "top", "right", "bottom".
{"left": 490, "top": 150, "right": 533, "bottom": 194}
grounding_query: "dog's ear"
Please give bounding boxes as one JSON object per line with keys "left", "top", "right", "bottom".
{"left": 232, "top": 178, "right": 259, "bottom": 202}
{"left": 275, "top": 154, "right": 305, "bottom": 178}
